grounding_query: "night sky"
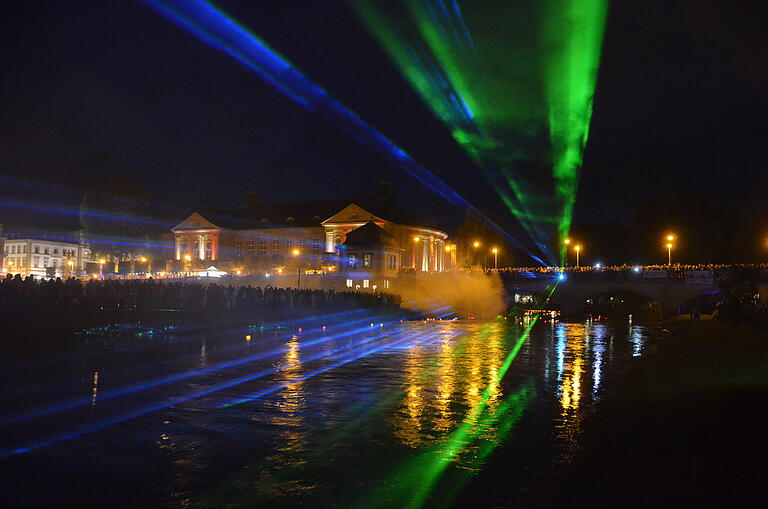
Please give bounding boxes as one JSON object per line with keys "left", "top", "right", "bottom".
{"left": 1, "top": 1, "right": 765, "bottom": 240}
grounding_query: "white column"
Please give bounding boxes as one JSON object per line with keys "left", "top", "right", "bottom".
{"left": 199, "top": 235, "right": 205, "bottom": 260}
{"left": 325, "top": 229, "right": 335, "bottom": 253}
{"left": 421, "top": 238, "right": 429, "bottom": 272}
{"left": 175, "top": 236, "right": 181, "bottom": 260}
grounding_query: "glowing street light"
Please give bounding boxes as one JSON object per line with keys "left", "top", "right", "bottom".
{"left": 412, "top": 236, "right": 420, "bottom": 269}
{"left": 98, "top": 258, "right": 106, "bottom": 278}
{"left": 472, "top": 241, "right": 481, "bottom": 267}
{"left": 664, "top": 233, "right": 675, "bottom": 266}
{"left": 491, "top": 247, "right": 498, "bottom": 269}
{"left": 574, "top": 245, "right": 581, "bottom": 267}
{"left": 563, "top": 237, "right": 571, "bottom": 266}
{"left": 292, "top": 249, "right": 302, "bottom": 288}
{"left": 67, "top": 259, "right": 74, "bottom": 276}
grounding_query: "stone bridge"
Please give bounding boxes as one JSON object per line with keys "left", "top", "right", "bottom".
{"left": 504, "top": 277, "right": 722, "bottom": 317}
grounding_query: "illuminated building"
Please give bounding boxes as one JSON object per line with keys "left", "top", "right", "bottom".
{"left": 170, "top": 200, "right": 453, "bottom": 281}
{"left": 2, "top": 236, "right": 91, "bottom": 277}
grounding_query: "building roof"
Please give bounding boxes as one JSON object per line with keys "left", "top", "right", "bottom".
{"left": 177, "top": 199, "right": 436, "bottom": 231}
{"left": 342, "top": 221, "right": 400, "bottom": 248}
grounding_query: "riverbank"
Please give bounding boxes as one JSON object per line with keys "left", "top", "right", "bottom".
{"left": 514, "top": 319, "right": 768, "bottom": 508}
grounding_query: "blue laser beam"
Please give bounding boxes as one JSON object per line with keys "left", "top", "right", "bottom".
{"left": 140, "top": 0, "right": 545, "bottom": 265}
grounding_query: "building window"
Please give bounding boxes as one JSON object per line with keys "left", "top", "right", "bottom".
{"left": 44, "top": 248, "right": 49, "bottom": 255}
{"left": 260, "top": 240, "right": 267, "bottom": 255}
{"left": 11, "top": 246, "right": 16, "bottom": 254}
{"left": 53, "top": 248, "right": 59, "bottom": 254}
{"left": 235, "top": 240, "right": 242, "bottom": 256}
{"left": 313, "top": 241, "right": 320, "bottom": 255}
{"left": 348, "top": 254, "right": 357, "bottom": 267}
{"left": 346, "top": 279, "right": 353, "bottom": 288}
{"left": 273, "top": 240, "right": 279, "bottom": 253}
{"left": 384, "top": 280, "right": 390, "bottom": 289}
{"left": 286, "top": 240, "right": 292, "bottom": 252}
{"left": 363, "top": 253, "right": 372, "bottom": 267}
{"left": 363, "top": 279, "right": 370, "bottom": 288}
{"left": 34, "top": 246, "right": 40, "bottom": 254}
{"left": 387, "top": 254, "right": 397, "bottom": 270}
{"left": 33, "top": 257, "right": 39, "bottom": 268}
{"left": 43, "top": 258, "right": 48, "bottom": 267}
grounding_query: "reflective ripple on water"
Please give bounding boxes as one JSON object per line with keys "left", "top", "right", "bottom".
{"left": 0, "top": 316, "right": 651, "bottom": 508}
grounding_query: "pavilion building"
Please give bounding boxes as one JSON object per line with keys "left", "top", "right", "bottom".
{"left": 169, "top": 200, "right": 454, "bottom": 287}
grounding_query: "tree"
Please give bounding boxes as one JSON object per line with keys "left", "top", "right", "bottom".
{"left": 80, "top": 175, "right": 152, "bottom": 262}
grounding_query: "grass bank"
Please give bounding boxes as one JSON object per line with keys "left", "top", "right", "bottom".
{"left": 515, "top": 320, "right": 768, "bottom": 508}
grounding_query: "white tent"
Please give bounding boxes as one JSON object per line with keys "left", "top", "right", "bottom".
{"left": 198, "top": 266, "right": 227, "bottom": 278}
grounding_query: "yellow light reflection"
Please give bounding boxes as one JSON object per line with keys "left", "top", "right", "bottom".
{"left": 390, "top": 322, "right": 507, "bottom": 449}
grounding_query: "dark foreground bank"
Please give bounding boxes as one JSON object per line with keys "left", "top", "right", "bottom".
{"left": 513, "top": 320, "right": 768, "bottom": 508}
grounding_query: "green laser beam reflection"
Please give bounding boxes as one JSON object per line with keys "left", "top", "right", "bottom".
{"left": 360, "top": 317, "right": 540, "bottom": 509}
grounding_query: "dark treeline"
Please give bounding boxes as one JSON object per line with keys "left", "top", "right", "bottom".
{"left": 0, "top": 274, "right": 401, "bottom": 313}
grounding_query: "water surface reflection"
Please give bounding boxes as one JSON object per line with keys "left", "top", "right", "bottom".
{"left": 0, "top": 319, "right": 651, "bottom": 508}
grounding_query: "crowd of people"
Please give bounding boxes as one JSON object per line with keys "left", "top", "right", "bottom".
{"left": 477, "top": 263, "right": 768, "bottom": 282}
{"left": 0, "top": 274, "right": 401, "bottom": 313}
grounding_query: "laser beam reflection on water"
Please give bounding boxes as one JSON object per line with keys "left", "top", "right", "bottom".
{"left": 0, "top": 324, "right": 450, "bottom": 457}
{"left": 0, "top": 313, "right": 400, "bottom": 427}
{"left": 360, "top": 318, "right": 539, "bottom": 509}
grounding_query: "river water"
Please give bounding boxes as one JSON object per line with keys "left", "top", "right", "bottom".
{"left": 0, "top": 314, "right": 653, "bottom": 508}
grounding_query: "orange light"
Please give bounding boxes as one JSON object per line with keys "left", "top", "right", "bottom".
{"left": 292, "top": 249, "right": 300, "bottom": 256}
{"left": 492, "top": 247, "right": 498, "bottom": 254}
{"left": 139, "top": 256, "right": 147, "bottom": 263}
{"left": 473, "top": 241, "right": 480, "bottom": 248}
{"left": 98, "top": 259, "right": 106, "bottom": 264}
{"left": 666, "top": 243, "right": 673, "bottom": 249}
{"left": 445, "top": 246, "right": 451, "bottom": 252}
{"left": 413, "top": 236, "right": 420, "bottom": 242}
{"left": 564, "top": 238, "right": 571, "bottom": 245}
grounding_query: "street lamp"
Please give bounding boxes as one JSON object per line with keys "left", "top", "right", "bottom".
{"left": 98, "top": 258, "right": 105, "bottom": 278}
{"left": 574, "top": 245, "right": 581, "bottom": 267}
{"left": 491, "top": 247, "right": 498, "bottom": 269}
{"left": 664, "top": 234, "right": 675, "bottom": 266}
{"left": 564, "top": 238, "right": 571, "bottom": 266}
{"left": 67, "top": 259, "right": 74, "bottom": 277}
{"left": 412, "top": 236, "right": 420, "bottom": 269}
{"left": 292, "top": 249, "right": 301, "bottom": 288}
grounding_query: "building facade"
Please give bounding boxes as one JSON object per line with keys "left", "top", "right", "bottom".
{"left": 2, "top": 238, "right": 91, "bottom": 278}
{"left": 169, "top": 201, "right": 454, "bottom": 287}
